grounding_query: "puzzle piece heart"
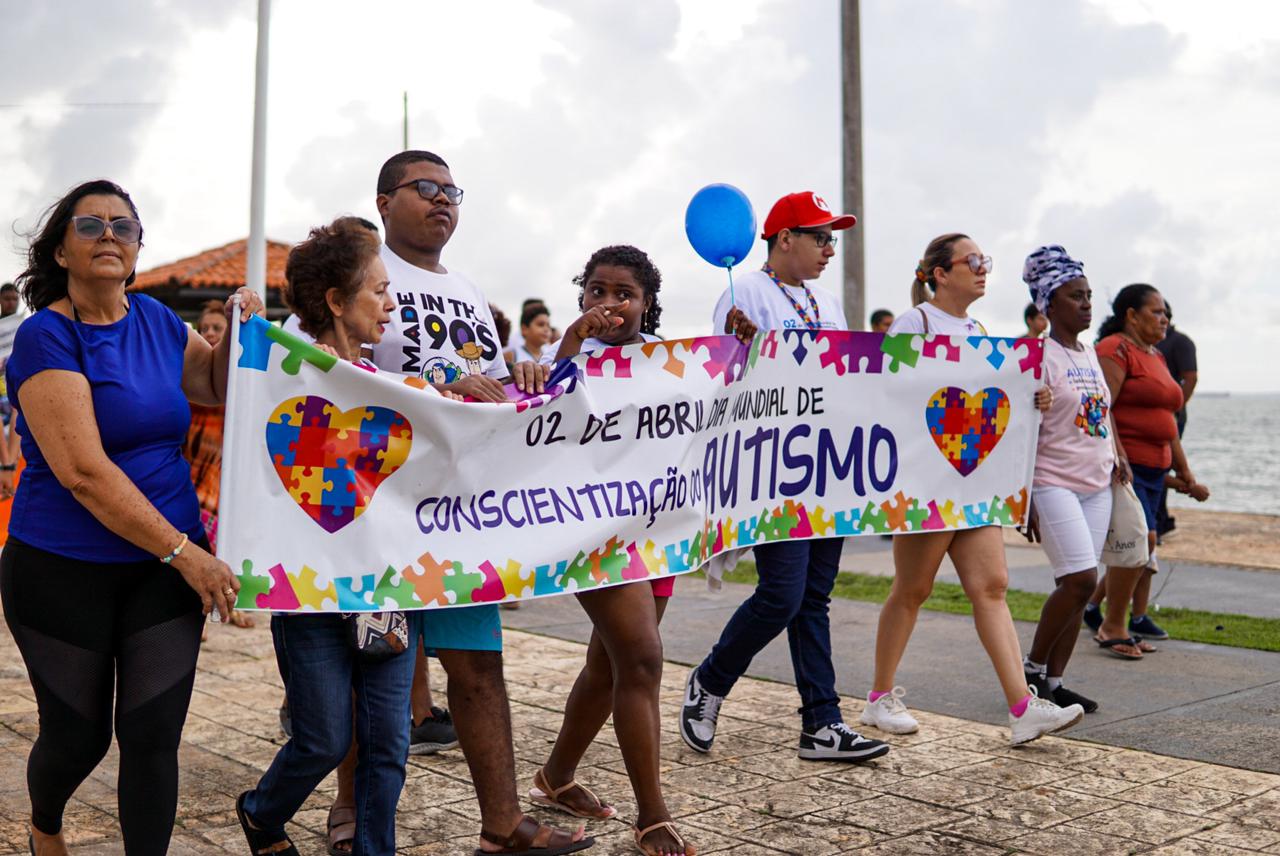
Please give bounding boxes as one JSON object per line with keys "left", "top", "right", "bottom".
{"left": 266, "top": 395, "right": 413, "bottom": 533}
{"left": 924, "top": 386, "right": 1009, "bottom": 477}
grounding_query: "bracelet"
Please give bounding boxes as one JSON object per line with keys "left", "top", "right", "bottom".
{"left": 160, "top": 533, "right": 188, "bottom": 565}
{"left": 0, "top": 464, "right": 14, "bottom": 472}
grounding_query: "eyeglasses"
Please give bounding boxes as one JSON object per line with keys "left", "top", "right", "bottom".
{"left": 949, "top": 253, "right": 992, "bottom": 274}
{"left": 385, "top": 179, "right": 464, "bottom": 205}
{"left": 790, "top": 228, "right": 838, "bottom": 249}
{"left": 70, "top": 215, "right": 142, "bottom": 244}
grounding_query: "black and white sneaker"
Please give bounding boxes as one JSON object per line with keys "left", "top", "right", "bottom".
{"left": 409, "top": 706, "right": 459, "bottom": 755}
{"left": 798, "top": 722, "right": 890, "bottom": 762}
{"left": 678, "top": 667, "right": 724, "bottom": 754}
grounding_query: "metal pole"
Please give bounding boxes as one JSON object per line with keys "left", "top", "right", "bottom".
{"left": 403, "top": 91, "right": 409, "bottom": 149}
{"left": 841, "top": 0, "right": 866, "bottom": 330}
{"left": 246, "top": 0, "right": 271, "bottom": 299}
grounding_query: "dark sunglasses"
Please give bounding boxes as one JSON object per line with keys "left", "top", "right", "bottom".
{"left": 385, "top": 178, "right": 464, "bottom": 205}
{"left": 948, "top": 253, "right": 992, "bottom": 274}
{"left": 790, "top": 228, "right": 838, "bottom": 249}
{"left": 70, "top": 215, "right": 142, "bottom": 244}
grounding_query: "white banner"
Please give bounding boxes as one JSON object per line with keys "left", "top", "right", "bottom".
{"left": 219, "top": 316, "right": 1043, "bottom": 612}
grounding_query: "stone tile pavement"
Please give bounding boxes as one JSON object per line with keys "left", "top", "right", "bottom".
{"left": 1, "top": 619, "right": 1279, "bottom": 854}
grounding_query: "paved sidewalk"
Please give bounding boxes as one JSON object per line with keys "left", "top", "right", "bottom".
{"left": 3, "top": 617, "right": 1280, "bottom": 854}
{"left": 510, "top": 574, "right": 1280, "bottom": 775}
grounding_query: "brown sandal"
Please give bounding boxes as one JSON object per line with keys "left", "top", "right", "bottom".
{"left": 633, "top": 821, "right": 695, "bottom": 856}
{"left": 530, "top": 767, "right": 617, "bottom": 819}
{"left": 474, "top": 815, "right": 594, "bottom": 855}
{"left": 326, "top": 804, "right": 356, "bottom": 855}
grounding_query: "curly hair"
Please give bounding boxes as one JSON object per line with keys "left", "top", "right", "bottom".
{"left": 284, "top": 217, "right": 382, "bottom": 337}
{"left": 16, "top": 179, "right": 143, "bottom": 311}
{"left": 573, "top": 245, "right": 663, "bottom": 335}
{"left": 1097, "top": 283, "right": 1159, "bottom": 341}
{"left": 911, "top": 232, "right": 969, "bottom": 307}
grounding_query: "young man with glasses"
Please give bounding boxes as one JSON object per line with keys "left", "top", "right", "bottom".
{"left": 679, "top": 191, "right": 891, "bottom": 763}
{"left": 369, "top": 151, "right": 589, "bottom": 854}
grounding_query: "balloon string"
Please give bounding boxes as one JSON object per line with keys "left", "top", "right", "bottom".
{"left": 727, "top": 265, "right": 736, "bottom": 307}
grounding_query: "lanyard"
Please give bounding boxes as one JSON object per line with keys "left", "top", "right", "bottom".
{"left": 762, "top": 264, "right": 821, "bottom": 330}
{"left": 1052, "top": 337, "right": 1102, "bottom": 397}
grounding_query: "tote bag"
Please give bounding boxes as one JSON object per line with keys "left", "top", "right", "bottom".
{"left": 1101, "top": 481, "right": 1150, "bottom": 567}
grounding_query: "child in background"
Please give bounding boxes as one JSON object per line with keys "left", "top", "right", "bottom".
{"left": 530, "top": 246, "right": 694, "bottom": 856}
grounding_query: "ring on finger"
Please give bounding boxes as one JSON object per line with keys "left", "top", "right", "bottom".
{"left": 223, "top": 587, "right": 236, "bottom": 597}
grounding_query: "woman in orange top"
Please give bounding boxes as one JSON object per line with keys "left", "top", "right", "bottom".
{"left": 1087, "top": 284, "right": 1209, "bottom": 657}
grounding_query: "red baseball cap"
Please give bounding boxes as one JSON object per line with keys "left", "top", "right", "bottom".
{"left": 761, "top": 191, "right": 856, "bottom": 239}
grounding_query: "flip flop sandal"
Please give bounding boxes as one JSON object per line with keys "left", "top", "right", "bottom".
{"left": 475, "top": 816, "right": 594, "bottom": 855}
{"left": 1094, "top": 635, "right": 1144, "bottom": 660}
{"left": 1135, "top": 639, "right": 1159, "bottom": 653}
{"left": 530, "top": 768, "right": 618, "bottom": 819}
{"left": 236, "top": 791, "right": 300, "bottom": 855}
{"left": 634, "top": 821, "right": 696, "bottom": 856}
{"left": 327, "top": 804, "right": 356, "bottom": 855}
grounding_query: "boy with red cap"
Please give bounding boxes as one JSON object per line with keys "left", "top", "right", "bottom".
{"left": 678, "top": 191, "right": 890, "bottom": 763}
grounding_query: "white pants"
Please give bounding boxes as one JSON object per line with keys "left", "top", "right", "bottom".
{"left": 1032, "top": 485, "right": 1113, "bottom": 579}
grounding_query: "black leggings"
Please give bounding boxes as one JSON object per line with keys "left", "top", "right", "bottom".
{"left": 0, "top": 537, "right": 204, "bottom": 855}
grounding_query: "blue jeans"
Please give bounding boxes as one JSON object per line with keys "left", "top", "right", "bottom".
{"left": 243, "top": 613, "right": 416, "bottom": 856}
{"left": 698, "top": 537, "right": 844, "bottom": 731}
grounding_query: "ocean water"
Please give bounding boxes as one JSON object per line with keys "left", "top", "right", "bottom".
{"left": 1169, "top": 393, "right": 1280, "bottom": 516}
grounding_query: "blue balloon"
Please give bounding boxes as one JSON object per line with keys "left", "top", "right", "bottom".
{"left": 685, "top": 183, "right": 756, "bottom": 269}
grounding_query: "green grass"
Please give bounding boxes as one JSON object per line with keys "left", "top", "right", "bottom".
{"left": 707, "top": 562, "right": 1280, "bottom": 653}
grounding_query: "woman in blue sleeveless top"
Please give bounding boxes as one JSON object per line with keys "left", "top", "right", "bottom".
{"left": 1, "top": 180, "right": 262, "bottom": 855}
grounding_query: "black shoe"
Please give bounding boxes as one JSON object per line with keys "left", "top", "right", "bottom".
{"left": 237, "top": 791, "right": 299, "bottom": 856}
{"left": 1083, "top": 605, "right": 1102, "bottom": 633}
{"left": 798, "top": 722, "right": 890, "bottom": 762}
{"left": 1026, "top": 672, "right": 1051, "bottom": 700}
{"left": 1129, "top": 614, "right": 1169, "bottom": 640}
{"left": 1052, "top": 685, "right": 1098, "bottom": 714}
{"left": 409, "top": 706, "right": 458, "bottom": 755}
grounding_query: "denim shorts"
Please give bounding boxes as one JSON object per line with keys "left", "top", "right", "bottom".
{"left": 1129, "top": 463, "right": 1168, "bottom": 533}
{"left": 414, "top": 604, "right": 503, "bottom": 655}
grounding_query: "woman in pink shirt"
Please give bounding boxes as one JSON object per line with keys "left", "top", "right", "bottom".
{"left": 1019, "top": 246, "right": 1127, "bottom": 708}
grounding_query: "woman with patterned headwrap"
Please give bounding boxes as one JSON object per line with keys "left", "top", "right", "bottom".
{"left": 1018, "top": 246, "right": 1126, "bottom": 703}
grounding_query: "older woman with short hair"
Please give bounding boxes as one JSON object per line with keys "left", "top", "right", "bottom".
{"left": 2, "top": 179, "right": 259, "bottom": 855}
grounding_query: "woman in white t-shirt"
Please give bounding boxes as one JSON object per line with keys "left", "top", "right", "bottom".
{"left": 859, "top": 233, "right": 1082, "bottom": 747}
{"left": 1017, "top": 245, "right": 1128, "bottom": 711}
{"left": 527, "top": 245, "right": 694, "bottom": 856}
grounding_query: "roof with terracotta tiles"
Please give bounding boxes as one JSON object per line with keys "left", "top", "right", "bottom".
{"left": 129, "top": 237, "right": 290, "bottom": 291}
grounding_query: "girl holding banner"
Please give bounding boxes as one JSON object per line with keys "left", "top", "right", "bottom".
{"left": 860, "top": 233, "right": 1085, "bottom": 746}
{"left": 530, "top": 246, "right": 695, "bottom": 856}
{"left": 3, "top": 180, "right": 256, "bottom": 855}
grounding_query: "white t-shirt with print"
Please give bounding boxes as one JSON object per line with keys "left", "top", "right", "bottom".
{"left": 712, "top": 268, "right": 846, "bottom": 334}
{"left": 538, "top": 332, "right": 662, "bottom": 365}
{"left": 370, "top": 245, "right": 507, "bottom": 383}
{"left": 887, "top": 302, "right": 986, "bottom": 337}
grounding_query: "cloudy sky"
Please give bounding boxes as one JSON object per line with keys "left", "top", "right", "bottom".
{"left": 2, "top": 0, "right": 1277, "bottom": 391}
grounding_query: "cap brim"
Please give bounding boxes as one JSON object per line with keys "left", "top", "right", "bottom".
{"left": 809, "top": 214, "right": 857, "bottom": 231}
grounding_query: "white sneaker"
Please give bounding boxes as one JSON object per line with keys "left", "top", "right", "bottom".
{"left": 859, "top": 686, "right": 919, "bottom": 735}
{"left": 1009, "top": 685, "right": 1084, "bottom": 746}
